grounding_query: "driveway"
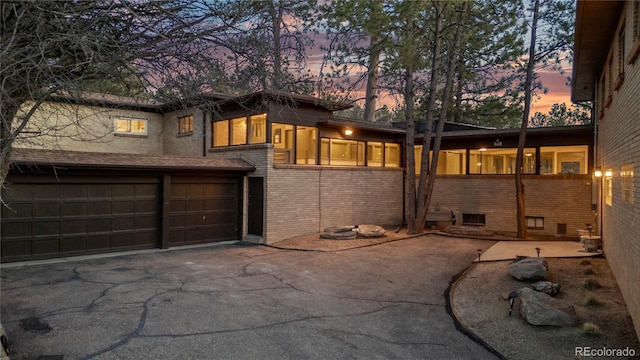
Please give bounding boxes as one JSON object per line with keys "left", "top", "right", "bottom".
{"left": 1, "top": 235, "right": 497, "bottom": 359}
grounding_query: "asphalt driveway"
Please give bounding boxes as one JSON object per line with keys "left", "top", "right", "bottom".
{"left": 1, "top": 235, "right": 497, "bottom": 359}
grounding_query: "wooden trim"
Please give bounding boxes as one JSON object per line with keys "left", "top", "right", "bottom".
{"left": 604, "top": 95, "right": 613, "bottom": 108}
{"left": 613, "top": 73, "right": 625, "bottom": 91}
{"left": 161, "top": 174, "right": 171, "bottom": 249}
{"left": 627, "top": 38, "right": 640, "bottom": 64}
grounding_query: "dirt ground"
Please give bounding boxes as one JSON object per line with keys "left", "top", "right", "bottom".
{"left": 453, "top": 257, "right": 640, "bottom": 360}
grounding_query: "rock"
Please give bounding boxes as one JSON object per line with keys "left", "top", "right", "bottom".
{"left": 509, "top": 257, "right": 548, "bottom": 281}
{"left": 320, "top": 230, "right": 357, "bottom": 240}
{"left": 532, "top": 281, "right": 561, "bottom": 296}
{"left": 357, "top": 224, "right": 386, "bottom": 238}
{"left": 517, "top": 287, "right": 577, "bottom": 327}
{"left": 324, "top": 226, "right": 355, "bottom": 233}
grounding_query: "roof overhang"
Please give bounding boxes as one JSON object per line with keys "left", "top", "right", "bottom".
{"left": 207, "top": 90, "right": 352, "bottom": 112}
{"left": 9, "top": 148, "right": 256, "bottom": 173}
{"left": 571, "top": 0, "right": 624, "bottom": 102}
{"left": 319, "top": 119, "right": 407, "bottom": 135}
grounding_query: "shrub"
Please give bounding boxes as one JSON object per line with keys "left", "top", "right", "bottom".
{"left": 583, "top": 278, "right": 602, "bottom": 290}
{"left": 582, "top": 322, "right": 602, "bottom": 336}
{"left": 585, "top": 294, "right": 604, "bottom": 307}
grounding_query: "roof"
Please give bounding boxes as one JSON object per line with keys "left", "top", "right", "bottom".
{"left": 322, "top": 117, "right": 407, "bottom": 134}
{"left": 571, "top": 1, "right": 625, "bottom": 102}
{"left": 208, "top": 90, "right": 353, "bottom": 112}
{"left": 9, "top": 148, "right": 255, "bottom": 172}
{"left": 429, "top": 124, "right": 594, "bottom": 140}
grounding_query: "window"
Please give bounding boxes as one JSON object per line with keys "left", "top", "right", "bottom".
{"left": 615, "top": 26, "right": 626, "bottom": 90}
{"left": 414, "top": 147, "right": 466, "bottom": 174}
{"left": 249, "top": 114, "right": 267, "bottom": 144}
{"left": 540, "top": 146, "right": 588, "bottom": 175}
{"left": 272, "top": 123, "right": 294, "bottom": 164}
{"left": 469, "top": 148, "right": 535, "bottom": 174}
{"left": 230, "top": 117, "right": 247, "bottom": 145}
{"left": 296, "top": 126, "right": 317, "bottom": 165}
{"left": 621, "top": 163, "right": 634, "bottom": 203}
{"left": 213, "top": 120, "right": 229, "bottom": 147}
{"left": 384, "top": 144, "right": 400, "bottom": 167}
{"left": 462, "top": 213, "right": 485, "bottom": 226}
{"left": 114, "top": 117, "right": 147, "bottom": 135}
{"left": 321, "top": 138, "right": 365, "bottom": 166}
{"left": 526, "top": 216, "right": 544, "bottom": 230}
{"left": 368, "top": 142, "right": 383, "bottom": 167}
{"left": 605, "top": 168, "right": 613, "bottom": 206}
{"left": 178, "top": 115, "right": 193, "bottom": 134}
{"left": 606, "top": 56, "right": 613, "bottom": 107}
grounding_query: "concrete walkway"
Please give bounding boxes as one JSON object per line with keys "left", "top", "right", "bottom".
{"left": 477, "top": 240, "right": 601, "bottom": 262}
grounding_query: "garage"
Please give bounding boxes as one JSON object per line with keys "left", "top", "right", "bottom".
{"left": 1, "top": 175, "right": 161, "bottom": 262}
{"left": 1, "top": 149, "right": 254, "bottom": 263}
{"left": 168, "top": 177, "right": 241, "bottom": 246}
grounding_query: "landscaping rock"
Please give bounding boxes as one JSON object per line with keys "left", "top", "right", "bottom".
{"left": 531, "top": 281, "right": 561, "bottom": 296}
{"left": 517, "top": 287, "right": 577, "bottom": 327}
{"left": 357, "top": 224, "right": 386, "bottom": 238}
{"left": 320, "top": 230, "right": 358, "bottom": 240}
{"left": 509, "top": 257, "right": 548, "bottom": 281}
{"left": 324, "top": 226, "right": 355, "bottom": 233}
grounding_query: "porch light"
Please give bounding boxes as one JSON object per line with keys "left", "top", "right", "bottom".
{"left": 344, "top": 129, "right": 353, "bottom": 136}
{"left": 594, "top": 167, "right": 602, "bottom": 177}
{"left": 605, "top": 170, "right": 613, "bottom": 177}
{"left": 479, "top": 148, "right": 487, "bottom": 152}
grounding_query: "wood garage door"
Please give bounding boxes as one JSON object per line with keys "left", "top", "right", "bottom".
{"left": 169, "top": 177, "right": 241, "bottom": 246}
{"left": 1, "top": 175, "right": 161, "bottom": 262}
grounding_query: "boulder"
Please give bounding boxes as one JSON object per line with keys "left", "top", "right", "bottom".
{"left": 357, "top": 224, "right": 386, "bottom": 238}
{"left": 509, "top": 257, "right": 548, "bottom": 281}
{"left": 320, "top": 230, "right": 358, "bottom": 240}
{"left": 531, "top": 281, "right": 561, "bottom": 296}
{"left": 517, "top": 287, "right": 577, "bottom": 327}
{"left": 323, "top": 226, "right": 355, "bottom": 233}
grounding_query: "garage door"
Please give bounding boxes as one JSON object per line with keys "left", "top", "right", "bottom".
{"left": 169, "top": 177, "right": 240, "bottom": 246}
{"left": 1, "top": 175, "right": 161, "bottom": 262}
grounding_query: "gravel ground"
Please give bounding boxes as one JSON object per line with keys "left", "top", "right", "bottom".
{"left": 452, "top": 258, "right": 640, "bottom": 360}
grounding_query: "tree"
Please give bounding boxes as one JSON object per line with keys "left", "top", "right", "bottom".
{"left": 529, "top": 102, "right": 591, "bottom": 127}
{"left": 0, "top": 1, "right": 242, "bottom": 186}
{"left": 514, "top": 0, "right": 575, "bottom": 238}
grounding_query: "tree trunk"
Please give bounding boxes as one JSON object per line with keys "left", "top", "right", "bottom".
{"left": 516, "top": 0, "right": 540, "bottom": 239}
{"left": 404, "top": 62, "right": 417, "bottom": 234}
{"left": 363, "top": 39, "right": 380, "bottom": 122}
{"left": 416, "top": 1, "right": 469, "bottom": 233}
{"left": 270, "top": 2, "right": 284, "bottom": 90}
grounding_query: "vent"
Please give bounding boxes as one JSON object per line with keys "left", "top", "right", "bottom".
{"left": 462, "top": 213, "right": 486, "bottom": 226}
{"left": 557, "top": 223, "right": 567, "bottom": 235}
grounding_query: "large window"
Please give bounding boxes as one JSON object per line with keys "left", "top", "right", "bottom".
{"left": 212, "top": 113, "right": 266, "bottom": 148}
{"left": 540, "top": 146, "right": 588, "bottom": 174}
{"left": 368, "top": 142, "right": 383, "bottom": 167}
{"left": 249, "top": 114, "right": 266, "bottom": 144}
{"left": 321, "top": 138, "right": 365, "bottom": 166}
{"left": 178, "top": 115, "right": 193, "bottom": 134}
{"left": 213, "top": 120, "right": 229, "bottom": 147}
{"left": 469, "top": 148, "right": 535, "bottom": 174}
{"left": 272, "top": 123, "right": 294, "bottom": 164}
{"left": 296, "top": 126, "right": 317, "bottom": 165}
{"left": 115, "top": 117, "right": 147, "bottom": 136}
{"left": 385, "top": 144, "right": 400, "bottom": 167}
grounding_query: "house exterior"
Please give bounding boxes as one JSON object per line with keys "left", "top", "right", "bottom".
{"left": 2, "top": 90, "right": 594, "bottom": 263}
{"left": 572, "top": 0, "right": 640, "bottom": 339}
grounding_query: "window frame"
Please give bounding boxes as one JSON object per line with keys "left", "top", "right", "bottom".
{"left": 526, "top": 216, "right": 544, "bottom": 230}
{"left": 178, "top": 114, "right": 194, "bottom": 135}
{"left": 114, "top": 117, "right": 148, "bottom": 136}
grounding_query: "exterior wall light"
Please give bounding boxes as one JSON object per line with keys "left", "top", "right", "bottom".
{"left": 605, "top": 170, "right": 613, "bottom": 177}
{"left": 594, "top": 168, "right": 603, "bottom": 177}
{"left": 344, "top": 129, "right": 353, "bottom": 136}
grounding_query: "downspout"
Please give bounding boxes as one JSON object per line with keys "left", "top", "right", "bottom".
{"left": 203, "top": 110, "right": 208, "bottom": 157}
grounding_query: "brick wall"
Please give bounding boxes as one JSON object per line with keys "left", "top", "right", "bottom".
{"left": 14, "top": 101, "right": 164, "bottom": 155}
{"left": 163, "top": 107, "right": 205, "bottom": 156}
{"left": 595, "top": 1, "right": 640, "bottom": 339}
{"left": 428, "top": 175, "right": 594, "bottom": 237}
